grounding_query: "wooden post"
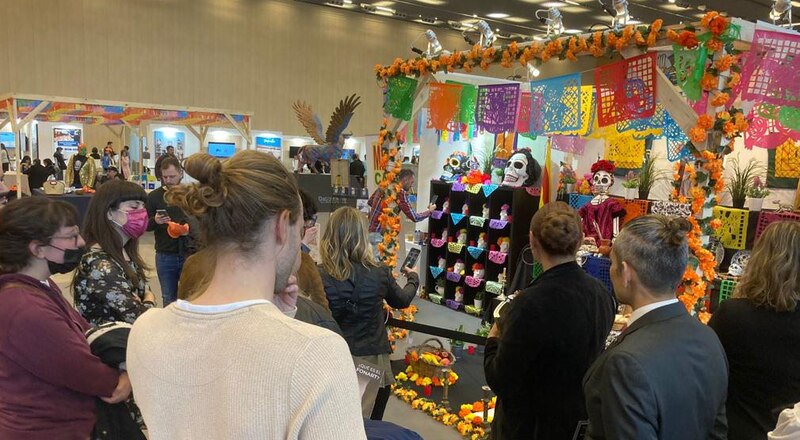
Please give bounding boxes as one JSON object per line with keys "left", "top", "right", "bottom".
{"left": 9, "top": 99, "right": 20, "bottom": 199}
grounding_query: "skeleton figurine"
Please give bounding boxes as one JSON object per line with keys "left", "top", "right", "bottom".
{"left": 457, "top": 229, "right": 468, "bottom": 245}
{"left": 462, "top": 204, "right": 470, "bottom": 216}
{"left": 453, "top": 259, "right": 466, "bottom": 276}
{"left": 477, "top": 232, "right": 488, "bottom": 249}
{"left": 501, "top": 148, "right": 542, "bottom": 188}
{"left": 482, "top": 204, "right": 490, "bottom": 219}
{"left": 438, "top": 257, "right": 447, "bottom": 271}
{"left": 435, "top": 279, "right": 445, "bottom": 295}
{"left": 499, "top": 204, "right": 510, "bottom": 222}
{"left": 454, "top": 287, "right": 465, "bottom": 303}
{"left": 578, "top": 160, "right": 626, "bottom": 243}
{"left": 498, "top": 237, "right": 510, "bottom": 253}
{"left": 442, "top": 198, "right": 450, "bottom": 213}
{"left": 472, "top": 263, "right": 485, "bottom": 280}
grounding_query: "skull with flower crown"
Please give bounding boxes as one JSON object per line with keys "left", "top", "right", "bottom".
{"left": 590, "top": 160, "right": 617, "bottom": 196}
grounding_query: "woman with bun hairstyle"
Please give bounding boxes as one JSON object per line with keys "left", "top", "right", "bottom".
{"left": 72, "top": 180, "right": 156, "bottom": 326}
{"left": 710, "top": 221, "right": 800, "bottom": 440}
{"left": 484, "top": 201, "right": 615, "bottom": 440}
{"left": 584, "top": 215, "right": 728, "bottom": 440}
{"left": 126, "top": 151, "right": 366, "bottom": 440}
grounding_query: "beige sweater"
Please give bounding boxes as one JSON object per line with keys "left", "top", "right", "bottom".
{"left": 127, "top": 301, "right": 367, "bottom": 440}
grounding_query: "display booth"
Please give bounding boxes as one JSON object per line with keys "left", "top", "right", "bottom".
{"left": 368, "top": 12, "right": 800, "bottom": 438}
{"left": 0, "top": 93, "right": 251, "bottom": 196}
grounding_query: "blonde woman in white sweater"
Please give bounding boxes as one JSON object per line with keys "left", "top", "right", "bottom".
{"left": 127, "top": 151, "right": 366, "bottom": 440}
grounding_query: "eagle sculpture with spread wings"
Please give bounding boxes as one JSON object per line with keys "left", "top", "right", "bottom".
{"left": 292, "top": 94, "right": 361, "bottom": 173}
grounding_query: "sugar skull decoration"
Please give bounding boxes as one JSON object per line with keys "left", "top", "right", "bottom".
{"left": 499, "top": 204, "right": 510, "bottom": 222}
{"left": 501, "top": 148, "right": 542, "bottom": 188}
{"left": 477, "top": 232, "right": 488, "bottom": 249}
{"left": 438, "top": 257, "right": 447, "bottom": 271}
{"left": 457, "top": 229, "right": 468, "bottom": 245}
{"left": 454, "top": 287, "right": 465, "bottom": 303}
{"left": 472, "top": 263, "right": 485, "bottom": 280}
{"left": 728, "top": 250, "right": 751, "bottom": 277}
{"left": 442, "top": 198, "right": 450, "bottom": 213}
{"left": 498, "top": 237, "right": 510, "bottom": 253}
{"left": 462, "top": 204, "right": 470, "bottom": 216}
{"left": 441, "top": 151, "right": 472, "bottom": 182}
{"left": 578, "top": 159, "right": 626, "bottom": 242}
{"left": 482, "top": 204, "right": 490, "bottom": 219}
{"left": 590, "top": 160, "right": 616, "bottom": 196}
{"left": 453, "top": 259, "right": 466, "bottom": 275}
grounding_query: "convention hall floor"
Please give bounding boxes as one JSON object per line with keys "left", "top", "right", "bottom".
{"left": 52, "top": 233, "right": 467, "bottom": 440}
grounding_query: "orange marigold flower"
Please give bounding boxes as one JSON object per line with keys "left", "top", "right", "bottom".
{"left": 723, "top": 121, "right": 737, "bottom": 136}
{"left": 677, "top": 30, "right": 699, "bottom": 49}
{"left": 711, "top": 92, "right": 730, "bottom": 107}
{"left": 710, "top": 218, "right": 723, "bottom": 230}
{"left": 509, "top": 41, "right": 519, "bottom": 56}
{"left": 667, "top": 29, "right": 680, "bottom": 42}
{"left": 634, "top": 30, "right": 646, "bottom": 45}
{"left": 650, "top": 18, "right": 663, "bottom": 35}
{"left": 708, "top": 15, "right": 729, "bottom": 37}
{"left": 698, "top": 114, "right": 715, "bottom": 129}
{"left": 701, "top": 11, "right": 720, "bottom": 28}
{"left": 472, "top": 416, "right": 483, "bottom": 425}
{"left": 727, "top": 72, "right": 741, "bottom": 88}
{"left": 701, "top": 73, "right": 719, "bottom": 91}
{"left": 706, "top": 38, "right": 724, "bottom": 52}
{"left": 714, "top": 55, "right": 737, "bottom": 72}
{"left": 717, "top": 111, "right": 731, "bottom": 120}
{"left": 689, "top": 126, "right": 708, "bottom": 144}
{"left": 593, "top": 31, "right": 603, "bottom": 46}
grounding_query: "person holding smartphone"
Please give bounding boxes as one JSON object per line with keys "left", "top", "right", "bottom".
{"left": 146, "top": 157, "right": 193, "bottom": 306}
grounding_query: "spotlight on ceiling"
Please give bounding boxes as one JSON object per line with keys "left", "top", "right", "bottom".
{"left": 475, "top": 20, "right": 497, "bottom": 48}
{"left": 411, "top": 30, "right": 450, "bottom": 58}
{"left": 600, "top": 0, "right": 629, "bottom": 28}
{"left": 527, "top": 63, "right": 541, "bottom": 79}
{"left": 535, "top": 7, "right": 564, "bottom": 36}
{"left": 771, "top": 0, "right": 792, "bottom": 24}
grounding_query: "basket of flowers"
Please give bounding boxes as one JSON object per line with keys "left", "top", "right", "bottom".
{"left": 405, "top": 338, "right": 456, "bottom": 378}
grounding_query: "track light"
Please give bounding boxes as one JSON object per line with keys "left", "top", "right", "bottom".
{"left": 535, "top": 8, "right": 564, "bottom": 36}
{"left": 771, "top": 0, "right": 792, "bottom": 24}
{"left": 600, "top": 0, "right": 629, "bottom": 29}
{"left": 527, "top": 63, "right": 541, "bottom": 79}
{"left": 411, "top": 29, "right": 450, "bottom": 58}
{"left": 475, "top": 20, "right": 497, "bottom": 48}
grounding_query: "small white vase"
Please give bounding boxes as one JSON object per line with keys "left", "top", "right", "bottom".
{"left": 749, "top": 197, "right": 764, "bottom": 212}
{"left": 625, "top": 187, "right": 637, "bottom": 200}
{"left": 564, "top": 183, "right": 574, "bottom": 194}
{"left": 474, "top": 299, "right": 483, "bottom": 309}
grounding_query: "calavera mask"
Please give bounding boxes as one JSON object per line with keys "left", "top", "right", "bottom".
{"left": 441, "top": 151, "right": 470, "bottom": 181}
{"left": 592, "top": 171, "right": 614, "bottom": 195}
{"left": 502, "top": 152, "right": 529, "bottom": 187}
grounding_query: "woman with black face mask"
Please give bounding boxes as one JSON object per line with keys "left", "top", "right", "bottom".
{"left": 0, "top": 197, "right": 132, "bottom": 439}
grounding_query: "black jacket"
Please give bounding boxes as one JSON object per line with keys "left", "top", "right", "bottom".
{"left": 709, "top": 299, "right": 800, "bottom": 440}
{"left": 319, "top": 264, "right": 418, "bottom": 357}
{"left": 484, "top": 262, "right": 614, "bottom": 440}
{"left": 294, "top": 296, "right": 342, "bottom": 336}
{"left": 584, "top": 302, "right": 728, "bottom": 440}
{"left": 146, "top": 187, "right": 196, "bottom": 255}
{"left": 27, "top": 164, "right": 55, "bottom": 189}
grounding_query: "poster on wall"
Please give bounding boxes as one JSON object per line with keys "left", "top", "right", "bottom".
{"left": 0, "top": 132, "right": 14, "bottom": 148}
{"left": 53, "top": 128, "right": 82, "bottom": 154}
{"left": 255, "top": 135, "right": 282, "bottom": 159}
{"left": 154, "top": 130, "right": 185, "bottom": 159}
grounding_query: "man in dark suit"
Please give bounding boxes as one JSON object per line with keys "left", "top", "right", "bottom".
{"left": 583, "top": 215, "right": 728, "bottom": 440}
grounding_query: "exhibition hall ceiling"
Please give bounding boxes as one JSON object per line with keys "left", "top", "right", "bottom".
{"left": 297, "top": 0, "right": 794, "bottom": 42}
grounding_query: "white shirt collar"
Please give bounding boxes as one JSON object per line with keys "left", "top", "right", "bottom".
{"left": 174, "top": 299, "right": 271, "bottom": 314}
{"left": 627, "top": 298, "right": 679, "bottom": 326}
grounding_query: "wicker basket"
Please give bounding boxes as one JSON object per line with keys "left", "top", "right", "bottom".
{"left": 407, "top": 338, "right": 456, "bottom": 378}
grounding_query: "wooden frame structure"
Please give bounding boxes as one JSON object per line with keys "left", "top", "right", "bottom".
{"left": 0, "top": 93, "right": 252, "bottom": 197}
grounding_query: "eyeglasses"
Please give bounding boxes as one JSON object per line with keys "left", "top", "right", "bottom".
{"left": 50, "top": 233, "right": 81, "bottom": 247}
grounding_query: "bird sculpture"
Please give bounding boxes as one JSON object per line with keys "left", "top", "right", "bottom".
{"left": 292, "top": 94, "right": 361, "bottom": 173}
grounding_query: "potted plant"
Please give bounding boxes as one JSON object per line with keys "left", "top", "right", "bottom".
{"left": 475, "top": 322, "right": 491, "bottom": 354}
{"left": 637, "top": 151, "right": 668, "bottom": 200}
{"left": 747, "top": 176, "right": 770, "bottom": 211}
{"left": 726, "top": 156, "right": 765, "bottom": 209}
{"left": 449, "top": 325, "right": 465, "bottom": 358}
{"left": 559, "top": 162, "right": 577, "bottom": 194}
{"left": 622, "top": 171, "right": 639, "bottom": 200}
{"left": 473, "top": 290, "right": 485, "bottom": 310}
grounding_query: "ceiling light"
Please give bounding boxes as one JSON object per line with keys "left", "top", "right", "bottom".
{"left": 771, "top": 0, "right": 793, "bottom": 24}
{"left": 487, "top": 13, "right": 510, "bottom": 19}
{"left": 535, "top": 7, "right": 564, "bottom": 36}
{"left": 527, "top": 64, "right": 541, "bottom": 79}
{"left": 668, "top": 0, "right": 676, "bottom": 3}
{"left": 411, "top": 29, "right": 449, "bottom": 58}
{"left": 564, "top": 0, "right": 580, "bottom": 4}
{"left": 565, "top": 29, "right": 583, "bottom": 34}
{"left": 374, "top": 5, "right": 395, "bottom": 14}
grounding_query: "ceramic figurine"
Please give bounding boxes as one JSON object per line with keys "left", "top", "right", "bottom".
{"left": 454, "top": 259, "right": 465, "bottom": 276}
{"left": 438, "top": 257, "right": 447, "bottom": 270}
{"left": 482, "top": 204, "right": 490, "bottom": 218}
{"left": 442, "top": 198, "right": 450, "bottom": 213}
{"left": 497, "top": 268, "right": 507, "bottom": 285}
{"left": 454, "top": 287, "right": 465, "bottom": 303}
{"left": 457, "top": 229, "right": 468, "bottom": 245}
{"left": 477, "top": 233, "right": 487, "bottom": 249}
{"left": 578, "top": 160, "right": 626, "bottom": 242}
{"left": 441, "top": 151, "right": 471, "bottom": 182}
{"left": 435, "top": 280, "right": 445, "bottom": 295}
{"left": 499, "top": 204, "right": 510, "bottom": 221}
{"left": 462, "top": 204, "right": 469, "bottom": 216}
{"left": 501, "top": 148, "right": 542, "bottom": 188}
{"left": 472, "top": 263, "right": 485, "bottom": 280}
{"left": 498, "top": 237, "right": 510, "bottom": 253}
{"left": 441, "top": 228, "right": 448, "bottom": 241}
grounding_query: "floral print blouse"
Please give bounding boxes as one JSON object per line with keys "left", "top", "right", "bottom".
{"left": 73, "top": 248, "right": 153, "bottom": 326}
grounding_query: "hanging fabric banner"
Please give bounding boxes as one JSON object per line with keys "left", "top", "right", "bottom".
{"left": 428, "top": 82, "right": 462, "bottom": 131}
{"left": 384, "top": 76, "right": 418, "bottom": 121}
{"left": 447, "top": 80, "right": 478, "bottom": 125}
{"left": 690, "top": 92, "right": 710, "bottom": 116}
{"left": 616, "top": 103, "right": 666, "bottom": 139}
{"left": 664, "top": 112, "right": 691, "bottom": 162}
{"left": 550, "top": 86, "right": 596, "bottom": 136}
{"left": 775, "top": 139, "right": 800, "bottom": 178}
{"left": 605, "top": 133, "right": 646, "bottom": 168}
{"left": 550, "top": 135, "right": 587, "bottom": 155}
{"left": 673, "top": 45, "right": 708, "bottom": 102}
{"left": 529, "top": 73, "right": 582, "bottom": 134}
{"left": 515, "top": 92, "right": 532, "bottom": 134}
{"left": 740, "top": 30, "right": 800, "bottom": 107}
{"left": 476, "top": 83, "right": 520, "bottom": 134}
{"left": 594, "top": 52, "right": 657, "bottom": 127}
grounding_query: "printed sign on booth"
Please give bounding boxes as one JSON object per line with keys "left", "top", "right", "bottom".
{"left": 255, "top": 135, "right": 282, "bottom": 159}
{"left": 53, "top": 128, "right": 82, "bottom": 154}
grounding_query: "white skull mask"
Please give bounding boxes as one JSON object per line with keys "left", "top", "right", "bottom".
{"left": 592, "top": 171, "right": 614, "bottom": 195}
{"left": 502, "top": 153, "right": 529, "bottom": 187}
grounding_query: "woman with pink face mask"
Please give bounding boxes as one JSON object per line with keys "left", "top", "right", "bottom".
{"left": 73, "top": 180, "right": 156, "bottom": 326}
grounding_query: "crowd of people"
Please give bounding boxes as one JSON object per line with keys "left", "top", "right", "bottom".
{"left": 0, "top": 147, "right": 798, "bottom": 440}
